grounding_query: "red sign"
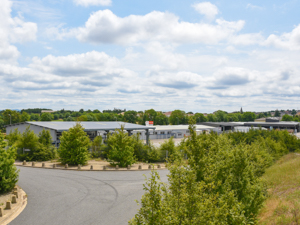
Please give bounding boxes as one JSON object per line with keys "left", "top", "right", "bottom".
{"left": 149, "top": 121, "right": 153, "bottom": 125}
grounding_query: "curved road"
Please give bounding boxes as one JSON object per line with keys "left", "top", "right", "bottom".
{"left": 10, "top": 167, "right": 168, "bottom": 225}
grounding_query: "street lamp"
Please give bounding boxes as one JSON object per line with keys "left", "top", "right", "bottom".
{"left": 8, "top": 114, "right": 11, "bottom": 125}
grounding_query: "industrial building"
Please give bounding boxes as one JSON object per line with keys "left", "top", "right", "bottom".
{"left": 5, "top": 121, "right": 155, "bottom": 146}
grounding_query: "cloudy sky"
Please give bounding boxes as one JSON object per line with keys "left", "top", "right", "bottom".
{"left": 0, "top": 0, "right": 300, "bottom": 113}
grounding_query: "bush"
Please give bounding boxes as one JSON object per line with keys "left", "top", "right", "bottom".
{"left": 59, "top": 123, "right": 90, "bottom": 165}
{"left": 0, "top": 133, "right": 19, "bottom": 194}
{"left": 13, "top": 127, "right": 57, "bottom": 161}
{"left": 90, "top": 136, "right": 103, "bottom": 158}
{"left": 107, "top": 126, "right": 136, "bottom": 167}
{"left": 132, "top": 123, "right": 298, "bottom": 224}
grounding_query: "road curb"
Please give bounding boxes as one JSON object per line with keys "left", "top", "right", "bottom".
{"left": 16, "top": 164, "right": 167, "bottom": 171}
{"left": 0, "top": 187, "right": 27, "bottom": 225}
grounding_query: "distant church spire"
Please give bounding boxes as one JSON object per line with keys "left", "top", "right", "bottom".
{"left": 240, "top": 107, "right": 243, "bottom": 114}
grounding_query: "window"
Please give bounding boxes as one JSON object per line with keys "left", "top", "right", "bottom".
{"left": 186, "top": 130, "right": 190, "bottom": 133}
{"left": 154, "top": 132, "right": 157, "bottom": 135}
{"left": 178, "top": 133, "right": 182, "bottom": 136}
{"left": 160, "top": 132, "right": 165, "bottom": 134}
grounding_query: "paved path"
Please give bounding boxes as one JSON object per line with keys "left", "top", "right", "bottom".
{"left": 10, "top": 167, "right": 168, "bottom": 225}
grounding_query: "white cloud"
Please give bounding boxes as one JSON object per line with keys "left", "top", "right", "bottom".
{"left": 0, "top": 0, "right": 37, "bottom": 62}
{"left": 264, "top": 24, "right": 300, "bottom": 50}
{"left": 73, "top": 0, "right": 112, "bottom": 7}
{"left": 192, "top": 2, "right": 219, "bottom": 21}
{"left": 246, "top": 4, "right": 263, "bottom": 10}
{"left": 72, "top": 9, "right": 244, "bottom": 45}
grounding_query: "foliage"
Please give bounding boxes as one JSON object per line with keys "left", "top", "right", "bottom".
{"left": 2, "top": 109, "right": 20, "bottom": 125}
{"left": 6, "top": 128, "right": 21, "bottom": 146}
{"left": 0, "top": 132, "right": 19, "bottom": 194}
{"left": 281, "top": 114, "right": 293, "bottom": 121}
{"left": 59, "top": 123, "right": 90, "bottom": 165}
{"left": 107, "top": 126, "right": 136, "bottom": 167}
{"left": 14, "top": 127, "right": 57, "bottom": 161}
{"left": 169, "top": 110, "right": 187, "bottom": 125}
{"left": 90, "top": 136, "right": 103, "bottom": 158}
{"left": 40, "top": 113, "right": 53, "bottom": 121}
{"left": 124, "top": 111, "right": 138, "bottom": 123}
{"left": 241, "top": 111, "right": 256, "bottom": 121}
{"left": 193, "top": 113, "right": 207, "bottom": 123}
{"left": 131, "top": 122, "right": 299, "bottom": 224}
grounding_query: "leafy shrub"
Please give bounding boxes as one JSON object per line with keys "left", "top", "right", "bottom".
{"left": 107, "top": 126, "right": 136, "bottom": 167}
{"left": 59, "top": 123, "right": 90, "bottom": 165}
{"left": 90, "top": 136, "right": 103, "bottom": 158}
{"left": 131, "top": 123, "right": 298, "bottom": 224}
{"left": 0, "top": 133, "right": 19, "bottom": 194}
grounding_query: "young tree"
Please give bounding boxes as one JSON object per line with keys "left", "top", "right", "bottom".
{"left": 59, "top": 123, "right": 90, "bottom": 165}
{"left": 20, "top": 112, "right": 30, "bottom": 122}
{"left": 107, "top": 126, "right": 136, "bottom": 167}
{"left": 91, "top": 136, "right": 103, "bottom": 158}
{"left": 0, "top": 132, "right": 19, "bottom": 194}
{"left": 6, "top": 128, "right": 21, "bottom": 146}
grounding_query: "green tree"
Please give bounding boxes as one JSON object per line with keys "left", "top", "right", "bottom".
{"left": 6, "top": 128, "right": 21, "bottom": 146}
{"left": 30, "top": 114, "right": 40, "bottom": 121}
{"left": 193, "top": 113, "right": 207, "bottom": 123}
{"left": 20, "top": 112, "right": 30, "bottom": 122}
{"left": 292, "top": 109, "right": 297, "bottom": 116}
{"left": 274, "top": 109, "right": 280, "bottom": 117}
{"left": 169, "top": 110, "right": 186, "bottom": 125}
{"left": 91, "top": 136, "right": 103, "bottom": 158}
{"left": 2, "top": 109, "right": 20, "bottom": 125}
{"left": 214, "top": 110, "right": 228, "bottom": 122}
{"left": 40, "top": 113, "right": 53, "bottom": 121}
{"left": 207, "top": 113, "right": 216, "bottom": 122}
{"left": 0, "top": 132, "right": 19, "bottom": 194}
{"left": 155, "top": 112, "right": 169, "bottom": 125}
{"left": 59, "top": 123, "right": 90, "bottom": 165}
{"left": 107, "top": 126, "right": 136, "bottom": 167}
{"left": 124, "top": 110, "right": 138, "bottom": 123}
{"left": 143, "top": 109, "right": 157, "bottom": 125}
{"left": 38, "top": 129, "right": 53, "bottom": 146}
{"left": 242, "top": 112, "right": 256, "bottom": 121}
{"left": 281, "top": 114, "right": 293, "bottom": 121}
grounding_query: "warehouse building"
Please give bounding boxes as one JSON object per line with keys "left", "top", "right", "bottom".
{"left": 5, "top": 121, "right": 155, "bottom": 146}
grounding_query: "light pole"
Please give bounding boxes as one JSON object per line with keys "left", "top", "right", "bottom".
{"left": 8, "top": 114, "right": 11, "bottom": 125}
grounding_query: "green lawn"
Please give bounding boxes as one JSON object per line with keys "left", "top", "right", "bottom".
{"left": 259, "top": 153, "right": 300, "bottom": 224}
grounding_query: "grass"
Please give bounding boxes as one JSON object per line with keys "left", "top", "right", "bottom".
{"left": 258, "top": 153, "right": 300, "bottom": 224}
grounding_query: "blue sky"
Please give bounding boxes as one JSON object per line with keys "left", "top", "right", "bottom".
{"left": 1, "top": 0, "right": 300, "bottom": 113}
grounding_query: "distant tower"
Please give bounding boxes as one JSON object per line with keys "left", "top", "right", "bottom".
{"left": 240, "top": 107, "right": 243, "bottom": 114}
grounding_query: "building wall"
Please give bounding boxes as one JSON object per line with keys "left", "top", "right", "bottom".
{"left": 6, "top": 123, "right": 57, "bottom": 142}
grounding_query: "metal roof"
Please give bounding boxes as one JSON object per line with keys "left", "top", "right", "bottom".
{"left": 244, "top": 122, "right": 299, "bottom": 127}
{"left": 199, "top": 122, "right": 243, "bottom": 127}
{"left": 8, "top": 121, "right": 155, "bottom": 132}
{"left": 154, "top": 125, "right": 216, "bottom": 131}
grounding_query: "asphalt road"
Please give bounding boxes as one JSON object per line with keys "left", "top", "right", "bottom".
{"left": 10, "top": 167, "right": 168, "bottom": 225}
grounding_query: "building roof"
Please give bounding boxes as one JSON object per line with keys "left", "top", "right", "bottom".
{"left": 244, "top": 122, "right": 299, "bottom": 127}
{"left": 6, "top": 121, "right": 155, "bottom": 132}
{"left": 154, "top": 125, "right": 216, "bottom": 131}
{"left": 199, "top": 122, "right": 243, "bottom": 127}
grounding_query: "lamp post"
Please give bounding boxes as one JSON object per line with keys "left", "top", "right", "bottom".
{"left": 8, "top": 114, "right": 11, "bottom": 125}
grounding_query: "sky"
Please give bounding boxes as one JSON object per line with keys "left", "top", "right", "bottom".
{"left": 1, "top": 0, "right": 300, "bottom": 113}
